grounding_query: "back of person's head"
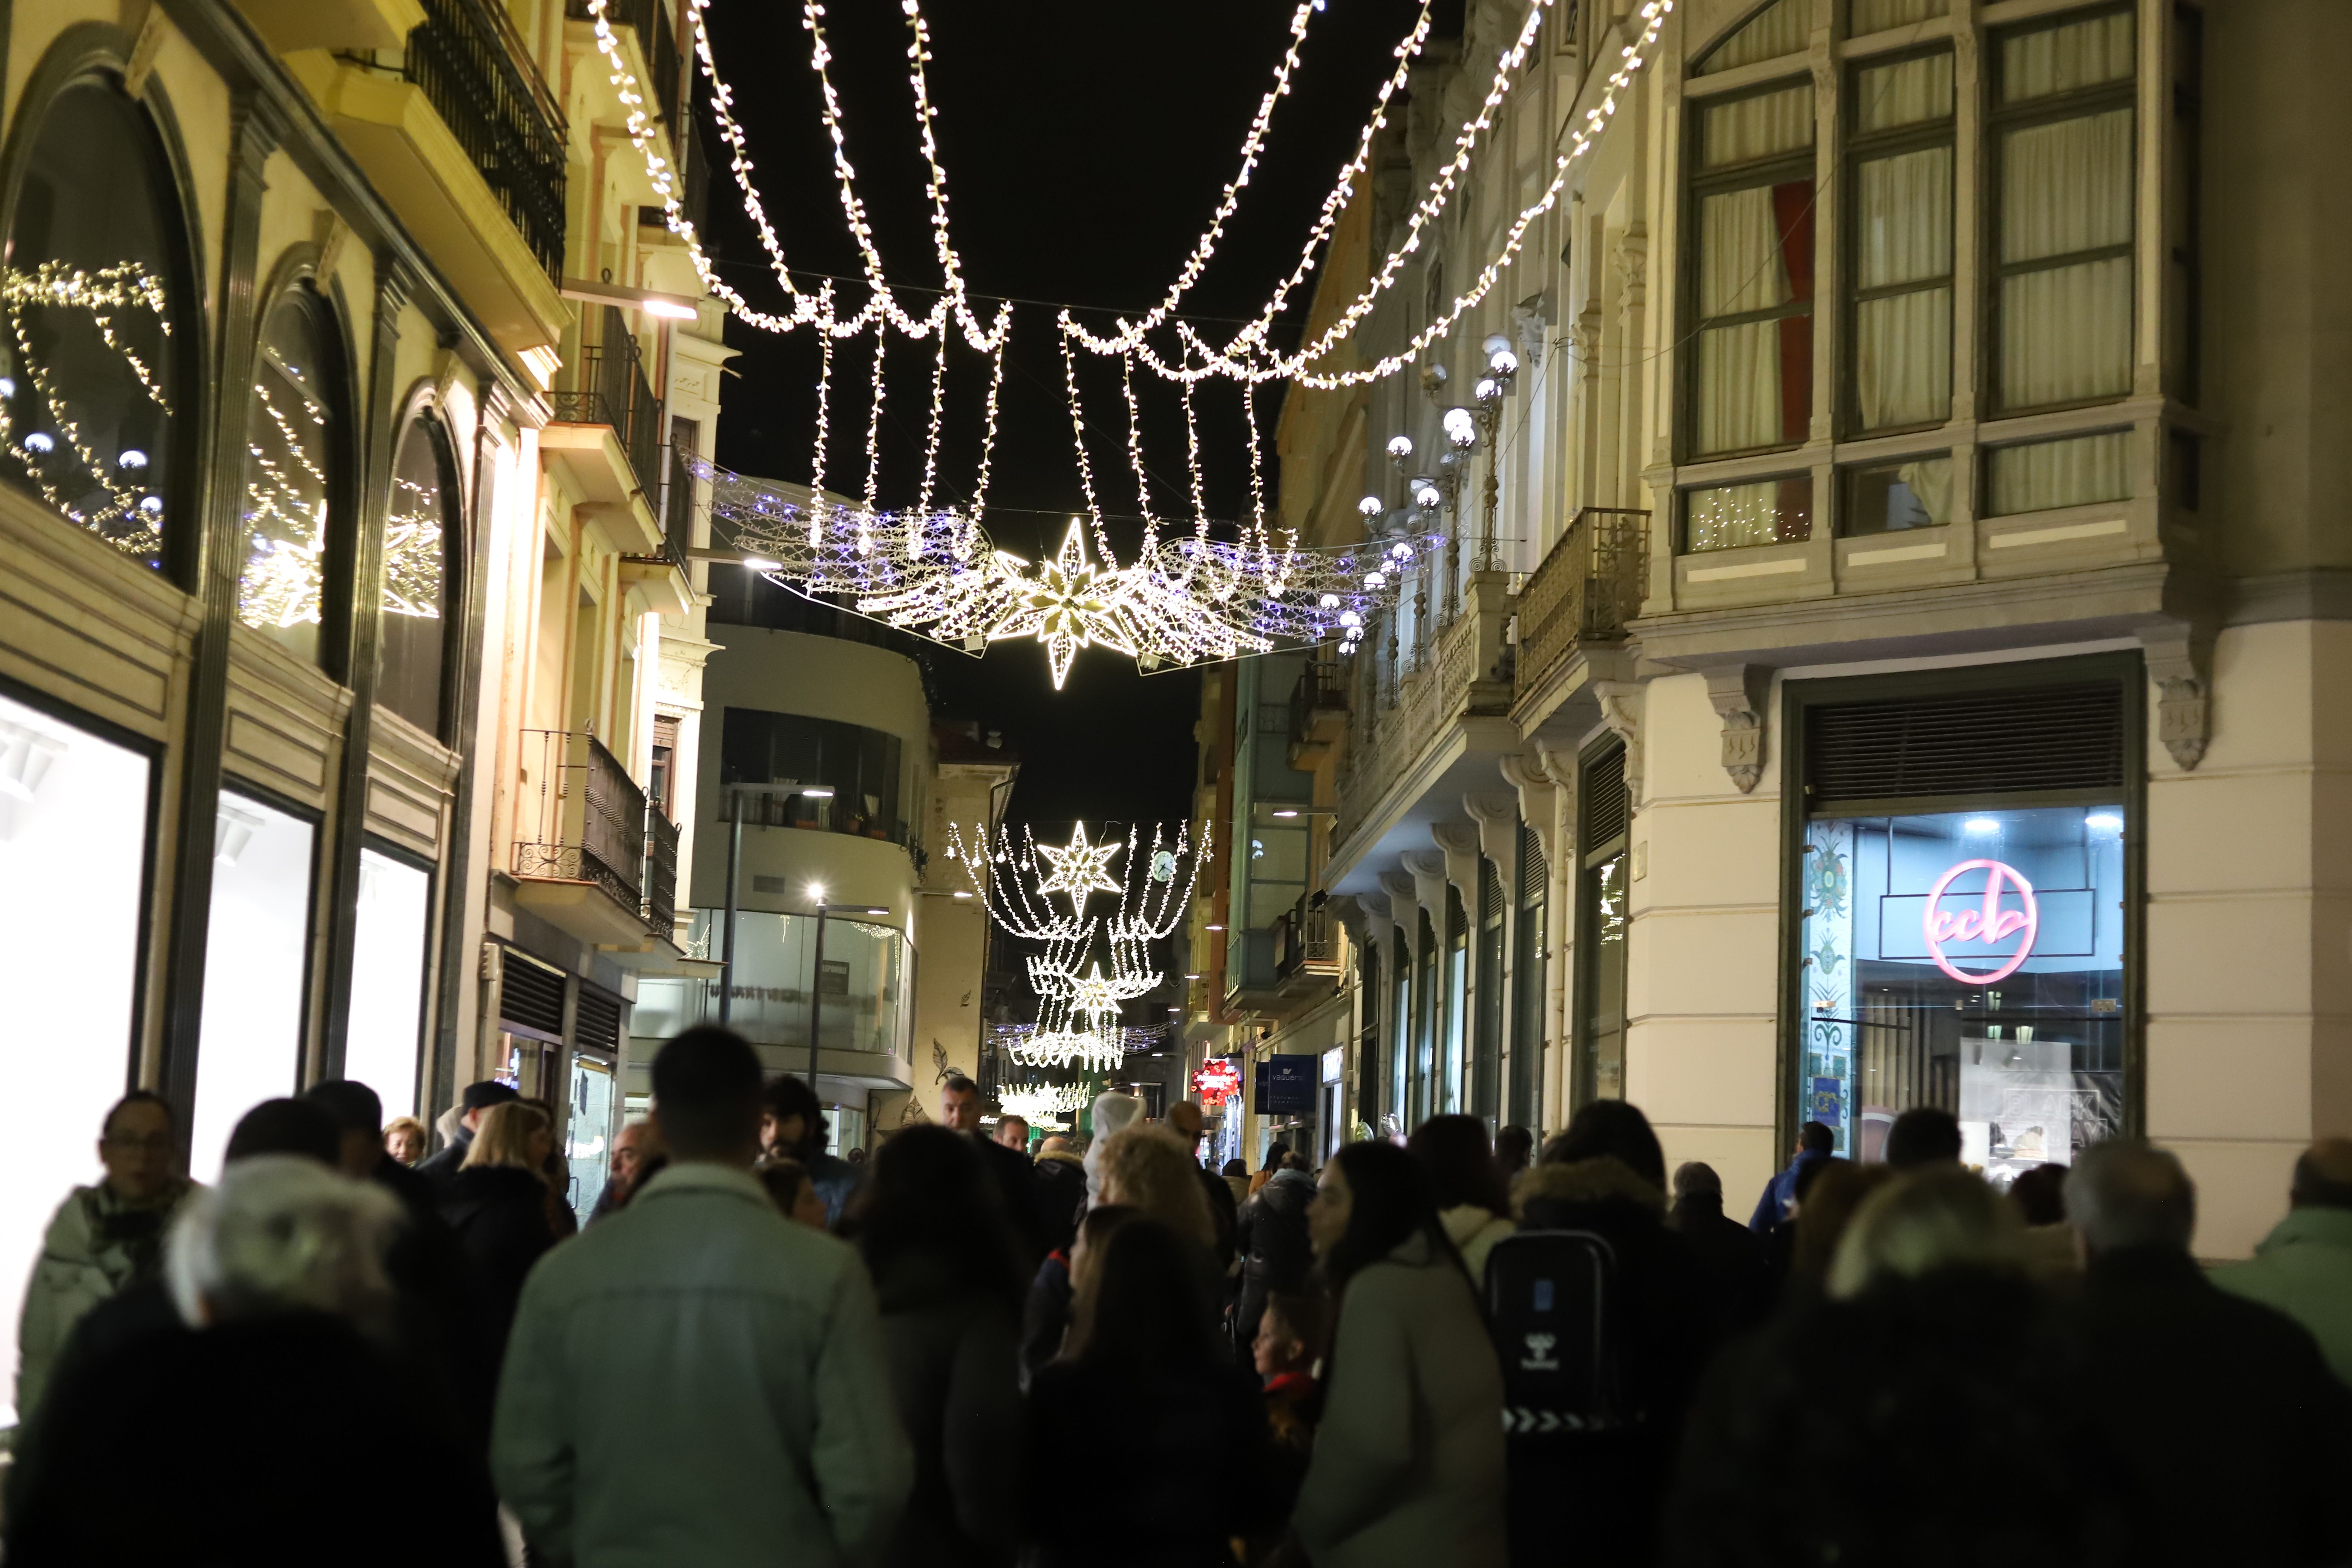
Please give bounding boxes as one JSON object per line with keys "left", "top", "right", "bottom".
{"left": 1673, "top": 1161, "right": 1724, "bottom": 1202}
{"left": 1264, "top": 1139, "right": 1290, "bottom": 1169}
{"left": 854, "top": 1124, "right": 1026, "bottom": 1307}
{"left": 1793, "top": 1152, "right": 1842, "bottom": 1208}
{"left": 1221, "top": 1158, "right": 1247, "bottom": 1178}
{"left": 462, "top": 1100, "right": 552, "bottom": 1172}
{"left": 1494, "top": 1124, "right": 1536, "bottom": 1173}
{"left": 1281, "top": 1150, "right": 1311, "bottom": 1171}
{"left": 1324, "top": 1139, "right": 1447, "bottom": 1292}
{"left": 2291, "top": 1138, "right": 2352, "bottom": 1210}
{"left": 1545, "top": 1099, "right": 1667, "bottom": 1192}
{"left": 1095, "top": 1126, "right": 1217, "bottom": 1250}
{"left": 2006, "top": 1162, "right": 2070, "bottom": 1227}
{"left": 301, "top": 1079, "right": 383, "bottom": 1135}
{"left": 225, "top": 1098, "right": 342, "bottom": 1166}
{"left": 653, "top": 1027, "right": 764, "bottom": 1161}
{"left": 461, "top": 1080, "right": 519, "bottom": 1116}
{"left": 1798, "top": 1120, "right": 1836, "bottom": 1155}
{"left": 1884, "top": 1107, "right": 1963, "bottom": 1169}
{"left": 1167, "top": 1101, "right": 1203, "bottom": 1138}
{"left": 1789, "top": 1160, "right": 1889, "bottom": 1280}
{"left": 1409, "top": 1114, "right": 1510, "bottom": 1216}
{"left": 1076, "top": 1219, "right": 1218, "bottom": 1370}
{"left": 1089, "top": 1091, "right": 1142, "bottom": 1145}
{"left": 1827, "top": 1167, "right": 2022, "bottom": 1298}
{"left": 2065, "top": 1140, "right": 2194, "bottom": 1256}
{"left": 165, "top": 1155, "right": 403, "bottom": 1327}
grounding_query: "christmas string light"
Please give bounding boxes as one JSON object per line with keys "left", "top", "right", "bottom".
{"left": 0, "top": 260, "right": 175, "bottom": 552}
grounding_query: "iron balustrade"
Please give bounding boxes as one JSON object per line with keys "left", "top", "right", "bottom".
{"left": 407, "top": 0, "right": 568, "bottom": 278}
{"left": 663, "top": 443, "right": 695, "bottom": 557}
{"left": 1288, "top": 654, "right": 1349, "bottom": 747}
{"left": 549, "top": 306, "right": 662, "bottom": 495}
{"left": 1513, "top": 507, "right": 1650, "bottom": 699}
{"left": 568, "top": 0, "right": 682, "bottom": 132}
{"left": 514, "top": 729, "right": 648, "bottom": 915}
{"left": 1272, "top": 892, "right": 1341, "bottom": 983}
{"left": 642, "top": 798, "right": 678, "bottom": 936}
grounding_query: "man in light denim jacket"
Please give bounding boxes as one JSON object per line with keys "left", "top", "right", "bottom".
{"left": 494, "top": 1027, "right": 911, "bottom": 1566}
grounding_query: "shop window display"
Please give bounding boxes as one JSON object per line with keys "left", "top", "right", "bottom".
{"left": 1799, "top": 805, "right": 2125, "bottom": 1183}
{"left": 193, "top": 789, "right": 317, "bottom": 1178}
{"left": 344, "top": 847, "right": 431, "bottom": 1119}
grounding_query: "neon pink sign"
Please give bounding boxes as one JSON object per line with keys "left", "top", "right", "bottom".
{"left": 1922, "top": 858, "right": 2038, "bottom": 985}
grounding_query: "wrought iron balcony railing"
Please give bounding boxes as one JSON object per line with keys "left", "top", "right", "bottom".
{"left": 642, "top": 796, "right": 678, "bottom": 936}
{"left": 1514, "top": 507, "right": 1649, "bottom": 699}
{"left": 515, "top": 728, "right": 649, "bottom": 922}
{"left": 1272, "top": 892, "right": 1342, "bottom": 984}
{"left": 1288, "top": 654, "right": 1348, "bottom": 747}
{"left": 549, "top": 305, "right": 662, "bottom": 495}
{"left": 407, "top": 0, "right": 568, "bottom": 278}
{"left": 663, "top": 443, "right": 695, "bottom": 558}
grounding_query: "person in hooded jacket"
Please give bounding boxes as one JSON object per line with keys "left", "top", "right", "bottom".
{"left": 1031, "top": 1135, "right": 1089, "bottom": 1259}
{"left": 437, "top": 1101, "right": 557, "bottom": 1384}
{"left": 1233, "top": 1150, "right": 1317, "bottom": 1350}
{"left": 1408, "top": 1115, "right": 1516, "bottom": 1288}
{"left": 1512, "top": 1100, "right": 1716, "bottom": 1568}
{"left": 853, "top": 1125, "right": 1025, "bottom": 1568}
{"left": 1293, "top": 1140, "right": 1506, "bottom": 1568}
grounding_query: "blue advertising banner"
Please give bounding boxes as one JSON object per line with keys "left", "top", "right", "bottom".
{"left": 1259, "top": 1054, "right": 1318, "bottom": 1115}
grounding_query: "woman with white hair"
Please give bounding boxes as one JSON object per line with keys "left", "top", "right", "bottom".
{"left": 2, "top": 1156, "right": 502, "bottom": 1565}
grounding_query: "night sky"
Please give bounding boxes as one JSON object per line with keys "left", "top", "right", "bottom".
{"left": 695, "top": 0, "right": 1436, "bottom": 839}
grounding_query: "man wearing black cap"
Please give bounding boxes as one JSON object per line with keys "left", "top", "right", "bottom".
{"left": 417, "top": 1082, "right": 519, "bottom": 1192}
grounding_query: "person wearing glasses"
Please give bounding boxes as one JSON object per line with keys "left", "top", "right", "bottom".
{"left": 15, "top": 1091, "right": 198, "bottom": 1421}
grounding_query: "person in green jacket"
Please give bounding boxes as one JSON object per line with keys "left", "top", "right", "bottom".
{"left": 2215, "top": 1138, "right": 2352, "bottom": 1387}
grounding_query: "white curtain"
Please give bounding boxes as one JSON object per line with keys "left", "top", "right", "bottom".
{"left": 1897, "top": 456, "right": 1953, "bottom": 524}
{"left": 1987, "top": 430, "right": 2130, "bottom": 515}
{"left": 1856, "top": 51, "right": 1954, "bottom": 133}
{"left": 1850, "top": 0, "right": 1948, "bottom": 35}
{"left": 1697, "top": 0, "right": 1810, "bottom": 76}
{"left": 2001, "top": 12, "right": 2135, "bottom": 104}
{"left": 1702, "top": 186, "right": 1793, "bottom": 315}
{"left": 1686, "top": 479, "right": 1804, "bottom": 552}
{"left": 1854, "top": 146, "right": 1951, "bottom": 429}
{"left": 1697, "top": 185, "right": 1804, "bottom": 454}
{"left": 1703, "top": 84, "right": 1815, "bottom": 169}
{"left": 1999, "top": 109, "right": 2133, "bottom": 408}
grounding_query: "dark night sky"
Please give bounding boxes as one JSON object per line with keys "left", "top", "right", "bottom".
{"left": 696, "top": 0, "right": 1436, "bottom": 837}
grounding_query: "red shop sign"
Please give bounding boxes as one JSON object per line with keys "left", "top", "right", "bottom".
{"left": 1191, "top": 1058, "right": 1241, "bottom": 1106}
{"left": 1922, "top": 858, "right": 2038, "bottom": 985}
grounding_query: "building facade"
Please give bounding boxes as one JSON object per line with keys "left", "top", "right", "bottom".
{"left": 0, "top": 0, "right": 727, "bottom": 1419}
{"left": 1229, "top": 0, "right": 2348, "bottom": 1259}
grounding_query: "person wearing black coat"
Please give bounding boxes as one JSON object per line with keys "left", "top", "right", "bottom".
{"left": 415, "top": 1080, "right": 521, "bottom": 1191}
{"left": 855, "top": 1126, "right": 1026, "bottom": 1568}
{"left": 1233, "top": 1154, "right": 1316, "bottom": 1350}
{"left": 436, "top": 1102, "right": 557, "bottom": 1390}
{"left": 1666, "top": 1160, "right": 1772, "bottom": 1338}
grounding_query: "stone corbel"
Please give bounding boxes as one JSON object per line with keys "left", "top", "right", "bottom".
{"left": 1512, "top": 289, "right": 1553, "bottom": 370}
{"left": 1378, "top": 871, "right": 1419, "bottom": 938}
{"left": 1326, "top": 894, "right": 1371, "bottom": 954}
{"left": 1498, "top": 750, "right": 1559, "bottom": 864}
{"left": 2140, "top": 624, "right": 2213, "bottom": 770}
{"left": 1704, "top": 665, "right": 1769, "bottom": 794}
{"left": 1464, "top": 791, "right": 1520, "bottom": 870}
{"left": 1430, "top": 823, "right": 1482, "bottom": 911}
{"left": 1592, "top": 680, "right": 1646, "bottom": 815}
{"left": 1399, "top": 851, "right": 1449, "bottom": 929}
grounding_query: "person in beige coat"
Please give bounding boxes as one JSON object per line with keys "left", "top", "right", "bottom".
{"left": 1293, "top": 1140, "right": 1507, "bottom": 1568}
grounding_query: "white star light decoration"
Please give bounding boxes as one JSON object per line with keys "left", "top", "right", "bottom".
{"left": 1034, "top": 821, "right": 1123, "bottom": 905}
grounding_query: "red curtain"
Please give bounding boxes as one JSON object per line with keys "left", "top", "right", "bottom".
{"left": 1771, "top": 179, "right": 1816, "bottom": 447}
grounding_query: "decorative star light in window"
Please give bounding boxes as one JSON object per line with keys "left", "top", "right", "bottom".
{"left": 1034, "top": 821, "right": 1123, "bottom": 906}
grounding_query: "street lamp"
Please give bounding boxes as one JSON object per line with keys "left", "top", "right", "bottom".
{"left": 808, "top": 899, "right": 890, "bottom": 1081}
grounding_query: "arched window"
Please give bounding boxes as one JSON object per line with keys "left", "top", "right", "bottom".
{"left": 237, "top": 289, "right": 345, "bottom": 666}
{"left": 0, "top": 79, "right": 187, "bottom": 571}
{"left": 379, "top": 412, "right": 458, "bottom": 735}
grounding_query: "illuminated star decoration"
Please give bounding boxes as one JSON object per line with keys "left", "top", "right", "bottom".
{"left": 1067, "top": 964, "right": 1123, "bottom": 1026}
{"left": 1034, "top": 821, "right": 1123, "bottom": 907}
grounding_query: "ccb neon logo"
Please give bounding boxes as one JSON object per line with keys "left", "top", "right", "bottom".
{"left": 1922, "top": 858, "right": 2038, "bottom": 985}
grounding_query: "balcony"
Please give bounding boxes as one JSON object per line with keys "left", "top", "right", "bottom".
{"left": 511, "top": 729, "right": 677, "bottom": 947}
{"left": 541, "top": 306, "right": 666, "bottom": 553}
{"left": 1287, "top": 654, "right": 1349, "bottom": 770}
{"left": 1271, "top": 892, "right": 1343, "bottom": 992}
{"left": 1334, "top": 571, "right": 1516, "bottom": 848}
{"left": 292, "top": 0, "right": 570, "bottom": 357}
{"left": 1513, "top": 507, "right": 1648, "bottom": 713}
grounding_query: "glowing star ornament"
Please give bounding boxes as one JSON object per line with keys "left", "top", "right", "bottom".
{"left": 1035, "top": 822, "right": 1125, "bottom": 906}
{"left": 1019, "top": 521, "right": 1135, "bottom": 689}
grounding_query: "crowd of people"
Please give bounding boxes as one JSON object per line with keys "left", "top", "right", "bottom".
{"left": 3, "top": 1027, "right": 2349, "bottom": 1568}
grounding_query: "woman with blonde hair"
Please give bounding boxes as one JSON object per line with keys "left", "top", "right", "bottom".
{"left": 1827, "top": 1165, "right": 2026, "bottom": 1299}
{"left": 1093, "top": 1125, "right": 1217, "bottom": 1252}
{"left": 440, "top": 1100, "right": 557, "bottom": 1379}
{"left": 382, "top": 1115, "right": 429, "bottom": 1167}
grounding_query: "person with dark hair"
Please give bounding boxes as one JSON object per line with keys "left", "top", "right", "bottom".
{"left": 1293, "top": 1141, "right": 1506, "bottom": 1568}
{"left": 1883, "top": 1105, "right": 1962, "bottom": 1170}
{"left": 2005, "top": 1161, "right": 2080, "bottom": 1284}
{"left": 1514, "top": 1101, "right": 1713, "bottom": 1568}
{"left": 758, "top": 1159, "right": 829, "bottom": 1228}
{"left": 1409, "top": 1115, "right": 1516, "bottom": 1285}
{"left": 854, "top": 1125, "right": 1026, "bottom": 1567}
{"left": 1022, "top": 1202, "right": 1134, "bottom": 1387}
{"left": 225, "top": 1096, "right": 344, "bottom": 1167}
{"left": 942, "top": 1073, "right": 1049, "bottom": 1265}
{"left": 1167, "top": 1100, "right": 1238, "bottom": 1271}
{"left": 2216, "top": 1137, "right": 2352, "bottom": 1384}
{"left": 1249, "top": 1138, "right": 1292, "bottom": 1199}
{"left": 416, "top": 1081, "right": 520, "bottom": 1190}
{"left": 761, "top": 1072, "right": 863, "bottom": 1227}
{"left": 15, "top": 1090, "right": 196, "bottom": 1423}
{"left": 1024, "top": 1220, "right": 1277, "bottom": 1567}
{"left": 1250, "top": 1289, "right": 1328, "bottom": 1565}
{"left": 1493, "top": 1124, "right": 1536, "bottom": 1186}
{"left": 1668, "top": 1161, "right": 1771, "bottom": 1336}
{"left": 1747, "top": 1119, "right": 1834, "bottom": 1233}
{"left": 494, "top": 1026, "right": 911, "bottom": 1564}
{"left": 1233, "top": 1146, "right": 1317, "bottom": 1351}
{"left": 2060, "top": 1141, "right": 2352, "bottom": 1567}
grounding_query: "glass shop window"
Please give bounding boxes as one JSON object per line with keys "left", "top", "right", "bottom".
{"left": 1797, "top": 804, "right": 2127, "bottom": 1182}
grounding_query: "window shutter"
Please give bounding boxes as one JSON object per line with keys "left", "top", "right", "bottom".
{"left": 498, "top": 952, "right": 567, "bottom": 1043}
{"left": 1806, "top": 680, "right": 2124, "bottom": 804}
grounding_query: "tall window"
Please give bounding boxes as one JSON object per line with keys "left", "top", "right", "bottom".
{"left": 0, "top": 80, "right": 187, "bottom": 571}
{"left": 1690, "top": 82, "right": 1817, "bottom": 456}
{"left": 380, "top": 415, "right": 458, "bottom": 734}
{"left": 1444, "top": 888, "right": 1468, "bottom": 1117}
{"left": 1578, "top": 745, "right": 1631, "bottom": 1104}
{"left": 238, "top": 291, "right": 344, "bottom": 665}
{"left": 1990, "top": 9, "right": 2136, "bottom": 414}
{"left": 1415, "top": 910, "right": 1437, "bottom": 1128}
{"left": 1510, "top": 824, "right": 1548, "bottom": 1129}
{"left": 1847, "top": 49, "right": 1955, "bottom": 432}
{"left": 1390, "top": 929, "right": 1410, "bottom": 1136}
{"left": 1474, "top": 856, "right": 1505, "bottom": 1122}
